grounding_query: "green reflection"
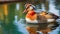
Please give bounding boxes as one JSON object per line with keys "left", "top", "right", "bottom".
{"left": 0, "top": 3, "right": 23, "bottom": 34}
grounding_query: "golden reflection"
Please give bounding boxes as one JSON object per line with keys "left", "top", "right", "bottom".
{"left": 0, "top": 5, "right": 4, "bottom": 20}
{"left": 4, "top": 4, "right": 8, "bottom": 16}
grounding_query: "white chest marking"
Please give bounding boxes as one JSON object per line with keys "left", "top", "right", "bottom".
{"left": 26, "top": 18, "right": 38, "bottom": 23}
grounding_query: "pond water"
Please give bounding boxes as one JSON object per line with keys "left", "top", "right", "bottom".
{"left": 0, "top": 0, "right": 60, "bottom": 34}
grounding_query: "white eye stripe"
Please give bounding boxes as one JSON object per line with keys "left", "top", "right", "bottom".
{"left": 29, "top": 6, "right": 33, "bottom": 9}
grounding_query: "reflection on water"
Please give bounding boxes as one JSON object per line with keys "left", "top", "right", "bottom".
{"left": 0, "top": 0, "right": 60, "bottom": 34}
{"left": 14, "top": 15, "right": 29, "bottom": 34}
{"left": 49, "top": 0, "right": 59, "bottom": 16}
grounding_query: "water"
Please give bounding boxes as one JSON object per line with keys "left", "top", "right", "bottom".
{"left": 14, "top": 15, "right": 29, "bottom": 34}
{"left": 49, "top": 0, "right": 59, "bottom": 16}
{"left": 0, "top": 0, "right": 60, "bottom": 34}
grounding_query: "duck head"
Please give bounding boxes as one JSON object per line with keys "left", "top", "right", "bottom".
{"left": 23, "top": 3, "right": 35, "bottom": 13}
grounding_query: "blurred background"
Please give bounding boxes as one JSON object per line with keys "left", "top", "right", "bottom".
{"left": 0, "top": 0, "right": 60, "bottom": 34}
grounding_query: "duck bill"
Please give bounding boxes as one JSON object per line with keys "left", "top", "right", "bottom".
{"left": 23, "top": 9, "right": 27, "bottom": 13}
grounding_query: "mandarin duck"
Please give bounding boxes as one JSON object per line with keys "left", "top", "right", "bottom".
{"left": 23, "top": 3, "right": 59, "bottom": 34}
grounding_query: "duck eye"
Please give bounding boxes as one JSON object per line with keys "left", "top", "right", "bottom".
{"left": 46, "top": 13, "right": 48, "bottom": 14}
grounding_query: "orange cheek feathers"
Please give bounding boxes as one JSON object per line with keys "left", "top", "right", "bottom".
{"left": 28, "top": 11, "right": 36, "bottom": 15}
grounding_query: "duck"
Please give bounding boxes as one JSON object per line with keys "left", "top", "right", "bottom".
{"left": 23, "top": 3, "right": 58, "bottom": 23}
{"left": 23, "top": 3, "right": 59, "bottom": 34}
{"left": 23, "top": 3, "right": 59, "bottom": 28}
